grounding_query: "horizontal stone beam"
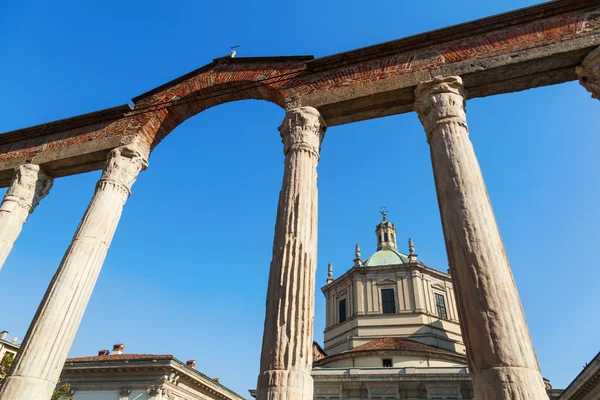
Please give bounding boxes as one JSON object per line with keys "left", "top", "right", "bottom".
{"left": 0, "top": 0, "right": 597, "bottom": 184}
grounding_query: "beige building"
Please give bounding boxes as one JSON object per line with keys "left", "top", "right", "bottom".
{"left": 0, "top": 331, "right": 19, "bottom": 366}
{"left": 558, "top": 352, "right": 600, "bottom": 400}
{"left": 59, "top": 344, "right": 245, "bottom": 400}
{"left": 310, "top": 214, "right": 568, "bottom": 400}
{"left": 313, "top": 214, "right": 472, "bottom": 399}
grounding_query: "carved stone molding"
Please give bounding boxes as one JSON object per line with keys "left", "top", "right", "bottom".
{"left": 576, "top": 46, "right": 600, "bottom": 99}
{"left": 99, "top": 145, "right": 149, "bottom": 196}
{"left": 414, "top": 76, "right": 467, "bottom": 142}
{"left": 2, "top": 164, "right": 53, "bottom": 212}
{"left": 279, "top": 106, "right": 327, "bottom": 158}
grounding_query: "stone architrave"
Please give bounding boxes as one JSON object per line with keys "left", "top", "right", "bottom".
{"left": 414, "top": 76, "right": 548, "bottom": 400}
{"left": 0, "top": 164, "right": 53, "bottom": 271}
{"left": 576, "top": 46, "right": 600, "bottom": 99}
{"left": 256, "top": 107, "right": 326, "bottom": 400}
{"left": 0, "top": 145, "right": 148, "bottom": 400}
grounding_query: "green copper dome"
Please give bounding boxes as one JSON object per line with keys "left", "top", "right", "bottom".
{"left": 363, "top": 248, "right": 410, "bottom": 267}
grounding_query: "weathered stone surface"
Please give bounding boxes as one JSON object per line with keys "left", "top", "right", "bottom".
{"left": 256, "top": 107, "right": 326, "bottom": 400}
{"left": 0, "top": 145, "right": 147, "bottom": 400}
{"left": 414, "top": 76, "right": 548, "bottom": 400}
{"left": 0, "top": 164, "right": 52, "bottom": 271}
{"left": 577, "top": 46, "right": 600, "bottom": 99}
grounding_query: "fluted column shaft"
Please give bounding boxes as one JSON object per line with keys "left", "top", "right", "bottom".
{"left": 577, "top": 46, "right": 600, "bottom": 100}
{"left": 257, "top": 107, "right": 326, "bottom": 400}
{"left": 414, "top": 76, "right": 547, "bottom": 400}
{"left": 0, "top": 145, "right": 147, "bottom": 400}
{"left": 0, "top": 164, "right": 53, "bottom": 271}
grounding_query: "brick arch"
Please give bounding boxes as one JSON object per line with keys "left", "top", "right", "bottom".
{"left": 125, "top": 57, "right": 311, "bottom": 149}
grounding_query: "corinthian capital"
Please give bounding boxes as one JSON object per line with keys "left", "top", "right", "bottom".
{"left": 100, "top": 145, "right": 149, "bottom": 195}
{"left": 2, "top": 164, "right": 53, "bottom": 212}
{"left": 414, "top": 76, "right": 467, "bottom": 140}
{"left": 576, "top": 47, "right": 600, "bottom": 100}
{"left": 279, "top": 106, "right": 327, "bottom": 157}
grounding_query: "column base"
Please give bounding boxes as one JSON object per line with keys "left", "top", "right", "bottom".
{"left": 0, "top": 375, "right": 56, "bottom": 400}
{"left": 472, "top": 367, "right": 548, "bottom": 400}
{"left": 256, "top": 369, "right": 313, "bottom": 400}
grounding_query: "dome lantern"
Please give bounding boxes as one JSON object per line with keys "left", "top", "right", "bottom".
{"left": 376, "top": 207, "right": 397, "bottom": 251}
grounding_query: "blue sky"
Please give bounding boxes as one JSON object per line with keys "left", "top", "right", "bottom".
{"left": 0, "top": 0, "right": 598, "bottom": 396}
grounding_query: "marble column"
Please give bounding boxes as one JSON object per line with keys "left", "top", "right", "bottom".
{"left": 576, "top": 46, "right": 600, "bottom": 99}
{"left": 257, "top": 106, "right": 326, "bottom": 400}
{"left": 0, "top": 145, "right": 147, "bottom": 400}
{"left": 414, "top": 76, "right": 548, "bottom": 400}
{"left": 0, "top": 164, "right": 53, "bottom": 271}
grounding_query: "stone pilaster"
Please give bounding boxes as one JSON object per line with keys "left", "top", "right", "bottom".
{"left": 576, "top": 47, "right": 600, "bottom": 99}
{"left": 0, "top": 145, "right": 147, "bottom": 400}
{"left": 257, "top": 107, "right": 326, "bottom": 400}
{"left": 0, "top": 164, "right": 53, "bottom": 271}
{"left": 414, "top": 76, "right": 548, "bottom": 400}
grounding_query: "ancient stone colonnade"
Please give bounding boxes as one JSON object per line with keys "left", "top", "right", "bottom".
{"left": 0, "top": 1, "right": 598, "bottom": 399}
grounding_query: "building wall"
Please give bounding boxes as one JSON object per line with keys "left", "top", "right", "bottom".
{"left": 323, "top": 265, "right": 464, "bottom": 356}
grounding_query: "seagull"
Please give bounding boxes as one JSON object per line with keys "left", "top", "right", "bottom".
{"left": 230, "top": 45, "right": 240, "bottom": 58}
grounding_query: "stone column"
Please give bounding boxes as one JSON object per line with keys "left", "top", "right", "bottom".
{"left": 414, "top": 76, "right": 548, "bottom": 400}
{"left": 576, "top": 46, "right": 600, "bottom": 99}
{"left": 257, "top": 106, "right": 326, "bottom": 400}
{"left": 0, "top": 164, "right": 53, "bottom": 271}
{"left": 0, "top": 145, "right": 147, "bottom": 400}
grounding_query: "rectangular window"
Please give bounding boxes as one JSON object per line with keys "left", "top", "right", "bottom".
{"left": 435, "top": 293, "right": 448, "bottom": 319}
{"left": 382, "top": 358, "right": 393, "bottom": 367}
{"left": 381, "top": 289, "right": 396, "bottom": 314}
{"left": 339, "top": 298, "right": 347, "bottom": 323}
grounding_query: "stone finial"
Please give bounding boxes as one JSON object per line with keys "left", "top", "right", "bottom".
{"left": 278, "top": 107, "right": 327, "bottom": 158}
{"left": 2, "top": 164, "right": 53, "bottom": 213}
{"left": 353, "top": 244, "right": 363, "bottom": 267}
{"left": 576, "top": 47, "right": 600, "bottom": 100}
{"left": 408, "top": 238, "right": 418, "bottom": 262}
{"left": 326, "top": 263, "right": 334, "bottom": 284}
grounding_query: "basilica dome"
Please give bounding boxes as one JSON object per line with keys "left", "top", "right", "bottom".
{"left": 363, "top": 248, "right": 409, "bottom": 267}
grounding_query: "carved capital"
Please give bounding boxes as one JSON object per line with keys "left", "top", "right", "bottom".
{"left": 414, "top": 76, "right": 467, "bottom": 141}
{"left": 99, "top": 145, "right": 149, "bottom": 196}
{"left": 576, "top": 47, "right": 600, "bottom": 99}
{"left": 279, "top": 106, "right": 327, "bottom": 157}
{"left": 2, "top": 164, "right": 53, "bottom": 212}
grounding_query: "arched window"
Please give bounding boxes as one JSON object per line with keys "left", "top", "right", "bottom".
{"left": 384, "top": 232, "right": 389, "bottom": 242}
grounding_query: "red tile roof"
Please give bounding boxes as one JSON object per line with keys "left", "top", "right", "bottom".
{"left": 345, "top": 337, "right": 460, "bottom": 357}
{"left": 66, "top": 354, "right": 173, "bottom": 362}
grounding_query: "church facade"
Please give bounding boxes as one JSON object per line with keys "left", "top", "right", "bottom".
{"left": 311, "top": 214, "right": 561, "bottom": 400}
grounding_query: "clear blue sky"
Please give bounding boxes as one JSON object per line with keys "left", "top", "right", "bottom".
{"left": 0, "top": 0, "right": 598, "bottom": 396}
